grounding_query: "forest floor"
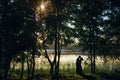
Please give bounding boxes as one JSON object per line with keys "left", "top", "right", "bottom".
{"left": 7, "top": 72, "right": 120, "bottom": 80}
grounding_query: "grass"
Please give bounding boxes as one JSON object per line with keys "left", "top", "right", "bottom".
{"left": 8, "top": 73, "right": 84, "bottom": 80}
{"left": 8, "top": 67, "right": 120, "bottom": 80}
{"left": 8, "top": 54, "right": 120, "bottom": 80}
{"left": 96, "top": 71, "right": 120, "bottom": 80}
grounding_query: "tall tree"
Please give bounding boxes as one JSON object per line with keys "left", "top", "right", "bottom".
{"left": 36, "top": 0, "right": 76, "bottom": 78}
{"left": 102, "top": 0, "right": 120, "bottom": 60}
{"left": 0, "top": 0, "right": 37, "bottom": 79}
{"left": 73, "top": 0, "right": 106, "bottom": 73}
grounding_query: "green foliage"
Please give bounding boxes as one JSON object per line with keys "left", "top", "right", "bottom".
{"left": 0, "top": 0, "right": 38, "bottom": 78}
{"left": 0, "top": 0, "right": 120, "bottom": 79}
{"left": 101, "top": 0, "right": 120, "bottom": 58}
{"left": 0, "top": 0, "right": 37, "bottom": 56}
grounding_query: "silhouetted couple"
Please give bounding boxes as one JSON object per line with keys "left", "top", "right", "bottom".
{"left": 76, "top": 55, "right": 83, "bottom": 75}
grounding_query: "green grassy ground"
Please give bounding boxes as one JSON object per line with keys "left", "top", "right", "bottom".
{"left": 8, "top": 54, "right": 120, "bottom": 80}
{"left": 7, "top": 68, "right": 120, "bottom": 80}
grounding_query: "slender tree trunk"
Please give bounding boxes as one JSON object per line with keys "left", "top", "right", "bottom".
{"left": 57, "top": 48, "right": 61, "bottom": 75}
{"left": 89, "top": 25, "right": 96, "bottom": 73}
{"left": 43, "top": 40, "right": 53, "bottom": 74}
{"left": 27, "top": 53, "right": 31, "bottom": 80}
{"left": 54, "top": 27, "right": 58, "bottom": 75}
{"left": 4, "top": 57, "right": 11, "bottom": 80}
{"left": 20, "top": 53, "right": 24, "bottom": 80}
{"left": 27, "top": 58, "right": 30, "bottom": 80}
{"left": 90, "top": 50, "right": 96, "bottom": 73}
{"left": 89, "top": 26, "right": 94, "bottom": 73}
{"left": 56, "top": 34, "right": 62, "bottom": 75}
{"left": 90, "top": 50, "right": 93, "bottom": 73}
{"left": 50, "top": 63, "right": 54, "bottom": 74}
{"left": 93, "top": 49, "right": 96, "bottom": 73}
{"left": 93, "top": 27, "right": 96, "bottom": 73}
{"left": 31, "top": 52, "right": 35, "bottom": 80}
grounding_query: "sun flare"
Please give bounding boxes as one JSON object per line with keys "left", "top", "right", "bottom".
{"left": 40, "top": 3, "right": 45, "bottom": 11}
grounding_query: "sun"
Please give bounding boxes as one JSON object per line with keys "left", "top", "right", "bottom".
{"left": 40, "top": 3, "right": 45, "bottom": 11}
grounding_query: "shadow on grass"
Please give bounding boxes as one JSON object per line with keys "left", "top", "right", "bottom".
{"left": 81, "top": 73, "right": 96, "bottom": 80}
{"left": 34, "top": 73, "right": 84, "bottom": 80}
{"left": 98, "top": 72, "right": 120, "bottom": 80}
{"left": 33, "top": 72, "right": 120, "bottom": 80}
{"left": 49, "top": 74, "right": 97, "bottom": 80}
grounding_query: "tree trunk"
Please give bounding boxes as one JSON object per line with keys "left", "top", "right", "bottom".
{"left": 93, "top": 49, "right": 96, "bottom": 73}
{"left": 43, "top": 41, "right": 53, "bottom": 74}
{"left": 54, "top": 27, "right": 58, "bottom": 75}
{"left": 50, "top": 63, "right": 54, "bottom": 74}
{"left": 90, "top": 50, "right": 93, "bottom": 73}
{"left": 27, "top": 53, "right": 31, "bottom": 80}
{"left": 20, "top": 53, "right": 24, "bottom": 80}
{"left": 56, "top": 34, "right": 62, "bottom": 75}
{"left": 89, "top": 26, "right": 94, "bottom": 73}
{"left": 4, "top": 57, "right": 11, "bottom": 80}
{"left": 31, "top": 52, "right": 35, "bottom": 80}
{"left": 89, "top": 26, "right": 96, "bottom": 73}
